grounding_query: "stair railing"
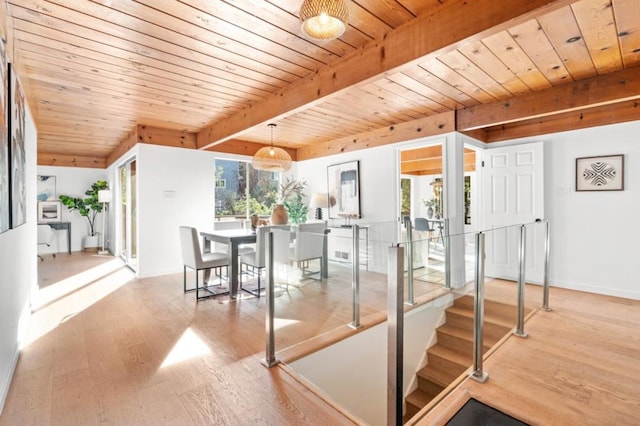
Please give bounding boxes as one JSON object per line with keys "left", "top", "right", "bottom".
{"left": 350, "top": 224, "right": 362, "bottom": 329}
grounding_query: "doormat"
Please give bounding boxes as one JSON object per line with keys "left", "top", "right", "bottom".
{"left": 446, "top": 398, "right": 529, "bottom": 426}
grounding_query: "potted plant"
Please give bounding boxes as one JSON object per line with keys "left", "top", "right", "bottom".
{"left": 59, "top": 180, "right": 109, "bottom": 251}
{"left": 271, "top": 177, "right": 306, "bottom": 224}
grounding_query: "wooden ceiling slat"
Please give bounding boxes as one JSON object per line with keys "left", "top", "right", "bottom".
{"left": 420, "top": 57, "right": 495, "bottom": 103}
{"left": 14, "top": 32, "right": 268, "bottom": 110}
{"left": 537, "top": 6, "right": 597, "bottom": 80}
{"left": 23, "top": 62, "right": 227, "bottom": 117}
{"left": 296, "top": 109, "right": 377, "bottom": 134}
{"left": 18, "top": 42, "right": 256, "bottom": 106}
{"left": 482, "top": 31, "right": 553, "bottom": 91}
{"left": 97, "top": 0, "right": 323, "bottom": 75}
{"left": 54, "top": 0, "right": 322, "bottom": 77}
{"left": 403, "top": 67, "right": 479, "bottom": 108}
{"left": 183, "top": 0, "right": 343, "bottom": 65}
{"left": 611, "top": 0, "right": 640, "bottom": 68}
{"left": 354, "top": 0, "right": 416, "bottom": 27}
{"left": 15, "top": 0, "right": 296, "bottom": 87}
{"left": 341, "top": 88, "right": 425, "bottom": 122}
{"left": 508, "top": 19, "right": 573, "bottom": 85}
{"left": 385, "top": 72, "right": 464, "bottom": 110}
{"left": 12, "top": 15, "right": 276, "bottom": 98}
{"left": 318, "top": 99, "right": 395, "bottom": 128}
{"left": 438, "top": 50, "right": 513, "bottom": 99}
{"left": 571, "top": 0, "right": 624, "bottom": 73}
{"left": 366, "top": 80, "right": 443, "bottom": 115}
{"left": 457, "top": 41, "right": 532, "bottom": 96}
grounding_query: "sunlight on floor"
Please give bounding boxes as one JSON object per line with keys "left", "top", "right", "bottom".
{"left": 160, "top": 327, "right": 212, "bottom": 368}
{"left": 34, "top": 258, "right": 125, "bottom": 310}
{"left": 23, "top": 260, "right": 135, "bottom": 348}
{"left": 274, "top": 317, "right": 300, "bottom": 330}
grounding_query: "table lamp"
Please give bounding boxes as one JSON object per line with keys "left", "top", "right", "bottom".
{"left": 309, "top": 193, "right": 329, "bottom": 220}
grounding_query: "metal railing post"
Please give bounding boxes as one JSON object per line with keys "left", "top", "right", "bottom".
{"left": 350, "top": 224, "right": 362, "bottom": 329}
{"left": 443, "top": 218, "right": 451, "bottom": 290}
{"left": 387, "top": 245, "right": 404, "bottom": 426}
{"left": 542, "top": 220, "right": 552, "bottom": 311}
{"left": 261, "top": 231, "right": 277, "bottom": 368}
{"left": 406, "top": 222, "right": 415, "bottom": 306}
{"left": 470, "top": 232, "right": 488, "bottom": 383}
{"left": 514, "top": 225, "right": 528, "bottom": 338}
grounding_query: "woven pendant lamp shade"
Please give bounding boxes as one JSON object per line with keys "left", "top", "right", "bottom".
{"left": 299, "top": 0, "right": 349, "bottom": 41}
{"left": 251, "top": 124, "right": 292, "bottom": 172}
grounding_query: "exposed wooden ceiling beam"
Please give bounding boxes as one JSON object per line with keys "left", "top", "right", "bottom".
{"left": 205, "top": 139, "right": 297, "bottom": 160}
{"left": 296, "top": 112, "right": 454, "bottom": 161}
{"left": 38, "top": 152, "right": 106, "bottom": 169}
{"left": 480, "top": 99, "right": 640, "bottom": 142}
{"left": 197, "top": 0, "right": 575, "bottom": 150}
{"left": 457, "top": 66, "right": 640, "bottom": 131}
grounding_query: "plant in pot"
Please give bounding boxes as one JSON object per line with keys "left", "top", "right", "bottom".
{"left": 271, "top": 177, "right": 306, "bottom": 225}
{"left": 59, "top": 180, "right": 109, "bottom": 251}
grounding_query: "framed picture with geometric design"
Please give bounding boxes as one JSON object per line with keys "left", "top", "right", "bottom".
{"left": 576, "top": 154, "right": 624, "bottom": 191}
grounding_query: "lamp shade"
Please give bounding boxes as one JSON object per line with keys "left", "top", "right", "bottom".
{"left": 98, "top": 189, "right": 112, "bottom": 203}
{"left": 251, "top": 146, "right": 292, "bottom": 172}
{"left": 299, "top": 0, "right": 349, "bottom": 41}
{"left": 309, "top": 192, "right": 329, "bottom": 208}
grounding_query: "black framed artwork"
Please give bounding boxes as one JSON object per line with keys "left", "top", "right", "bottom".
{"left": 0, "top": 38, "right": 8, "bottom": 233}
{"left": 575, "top": 154, "right": 624, "bottom": 192}
{"left": 9, "top": 63, "right": 26, "bottom": 228}
{"left": 327, "top": 160, "right": 361, "bottom": 220}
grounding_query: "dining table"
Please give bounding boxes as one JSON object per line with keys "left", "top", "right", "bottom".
{"left": 200, "top": 228, "right": 257, "bottom": 299}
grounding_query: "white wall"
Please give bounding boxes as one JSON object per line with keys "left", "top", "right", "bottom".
{"left": 290, "top": 296, "right": 451, "bottom": 425}
{"left": 0, "top": 100, "right": 37, "bottom": 414}
{"left": 135, "top": 144, "right": 217, "bottom": 277}
{"left": 494, "top": 121, "right": 640, "bottom": 299}
{"left": 36, "top": 166, "right": 107, "bottom": 253}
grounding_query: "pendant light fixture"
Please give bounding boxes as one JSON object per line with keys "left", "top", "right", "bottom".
{"left": 299, "top": 0, "right": 349, "bottom": 41}
{"left": 251, "top": 124, "right": 292, "bottom": 172}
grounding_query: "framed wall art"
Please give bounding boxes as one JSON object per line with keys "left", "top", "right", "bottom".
{"left": 327, "top": 160, "right": 361, "bottom": 220}
{"left": 37, "top": 175, "right": 56, "bottom": 201}
{"left": 9, "top": 63, "right": 26, "bottom": 228}
{"left": 576, "top": 154, "right": 624, "bottom": 192}
{"left": 0, "top": 38, "right": 8, "bottom": 233}
{"left": 37, "top": 201, "right": 61, "bottom": 223}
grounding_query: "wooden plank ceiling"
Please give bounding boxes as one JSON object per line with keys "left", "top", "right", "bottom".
{"left": 2, "top": 0, "right": 640, "bottom": 168}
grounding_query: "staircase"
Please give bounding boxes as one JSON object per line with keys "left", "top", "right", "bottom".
{"left": 404, "top": 295, "right": 525, "bottom": 421}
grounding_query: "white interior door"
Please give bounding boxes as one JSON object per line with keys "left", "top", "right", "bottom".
{"left": 482, "top": 142, "right": 544, "bottom": 282}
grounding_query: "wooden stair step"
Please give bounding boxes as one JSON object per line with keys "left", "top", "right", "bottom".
{"left": 406, "top": 388, "right": 434, "bottom": 409}
{"left": 418, "top": 361, "right": 466, "bottom": 388}
{"left": 428, "top": 344, "right": 472, "bottom": 371}
{"left": 454, "top": 295, "right": 531, "bottom": 321}
{"left": 445, "top": 306, "right": 514, "bottom": 331}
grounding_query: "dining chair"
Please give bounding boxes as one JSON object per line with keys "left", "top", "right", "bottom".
{"left": 179, "top": 226, "right": 229, "bottom": 301}
{"left": 290, "top": 222, "right": 327, "bottom": 280}
{"left": 239, "top": 225, "right": 290, "bottom": 296}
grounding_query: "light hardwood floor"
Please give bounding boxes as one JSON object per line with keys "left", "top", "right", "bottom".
{"left": 4, "top": 253, "right": 638, "bottom": 425}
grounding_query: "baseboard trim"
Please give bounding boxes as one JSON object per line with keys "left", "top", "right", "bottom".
{"left": 0, "top": 347, "right": 19, "bottom": 416}
{"left": 551, "top": 279, "right": 640, "bottom": 300}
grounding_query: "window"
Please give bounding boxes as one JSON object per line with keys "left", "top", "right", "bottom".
{"left": 214, "top": 159, "right": 279, "bottom": 219}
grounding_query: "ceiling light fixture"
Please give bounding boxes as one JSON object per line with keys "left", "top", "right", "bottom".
{"left": 299, "top": 0, "right": 349, "bottom": 41}
{"left": 251, "top": 124, "right": 292, "bottom": 172}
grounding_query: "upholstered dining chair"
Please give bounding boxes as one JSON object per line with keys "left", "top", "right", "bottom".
{"left": 290, "top": 222, "right": 327, "bottom": 280}
{"left": 239, "top": 225, "right": 290, "bottom": 296}
{"left": 179, "top": 226, "right": 229, "bottom": 301}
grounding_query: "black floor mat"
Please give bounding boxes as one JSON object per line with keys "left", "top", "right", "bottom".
{"left": 446, "top": 398, "right": 529, "bottom": 426}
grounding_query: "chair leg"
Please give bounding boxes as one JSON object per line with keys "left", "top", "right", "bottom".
{"left": 183, "top": 265, "right": 187, "bottom": 293}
